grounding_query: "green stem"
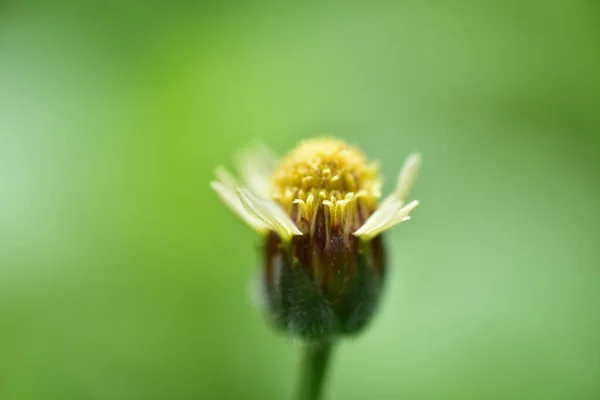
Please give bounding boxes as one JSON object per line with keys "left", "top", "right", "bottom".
{"left": 297, "top": 341, "right": 334, "bottom": 400}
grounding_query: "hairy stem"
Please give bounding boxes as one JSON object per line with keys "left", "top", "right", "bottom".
{"left": 297, "top": 341, "right": 334, "bottom": 400}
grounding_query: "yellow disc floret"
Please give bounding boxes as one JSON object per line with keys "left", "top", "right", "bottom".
{"left": 270, "top": 138, "right": 381, "bottom": 236}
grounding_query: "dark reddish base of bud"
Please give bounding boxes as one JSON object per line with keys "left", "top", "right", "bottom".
{"left": 261, "top": 232, "right": 386, "bottom": 341}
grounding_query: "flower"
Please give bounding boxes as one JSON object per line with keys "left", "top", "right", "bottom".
{"left": 211, "top": 138, "right": 421, "bottom": 340}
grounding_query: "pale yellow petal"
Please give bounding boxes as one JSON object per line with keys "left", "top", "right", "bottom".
{"left": 395, "top": 153, "right": 422, "bottom": 200}
{"left": 354, "top": 200, "right": 419, "bottom": 240}
{"left": 210, "top": 180, "right": 269, "bottom": 233}
{"left": 237, "top": 144, "right": 279, "bottom": 198}
{"left": 237, "top": 188, "right": 302, "bottom": 242}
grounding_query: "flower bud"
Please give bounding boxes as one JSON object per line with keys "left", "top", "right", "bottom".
{"left": 211, "top": 138, "right": 421, "bottom": 341}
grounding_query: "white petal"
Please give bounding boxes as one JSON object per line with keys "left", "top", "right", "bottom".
{"left": 237, "top": 144, "right": 279, "bottom": 198}
{"left": 237, "top": 188, "right": 302, "bottom": 242}
{"left": 395, "top": 153, "right": 422, "bottom": 201}
{"left": 215, "top": 166, "right": 239, "bottom": 189}
{"left": 354, "top": 153, "right": 422, "bottom": 240}
{"left": 390, "top": 200, "right": 420, "bottom": 225}
{"left": 354, "top": 200, "right": 419, "bottom": 240}
{"left": 210, "top": 180, "right": 269, "bottom": 233}
{"left": 353, "top": 197, "right": 403, "bottom": 237}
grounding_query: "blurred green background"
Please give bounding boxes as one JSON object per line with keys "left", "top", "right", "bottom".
{"left": 1, "top": 2, "right": 599, "bottom": 399}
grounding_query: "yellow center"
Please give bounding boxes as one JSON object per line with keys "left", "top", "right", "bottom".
{"left": 270, "top": 138, "right": 381, "bottom": 234}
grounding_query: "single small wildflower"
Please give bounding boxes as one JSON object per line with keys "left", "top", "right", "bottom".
{"left": 211, "top": 138, "right": 421, "bottom": 340}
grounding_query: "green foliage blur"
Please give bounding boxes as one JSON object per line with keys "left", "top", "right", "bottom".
{"left": 1, "top": 2, "right": 599, "bottom": 399}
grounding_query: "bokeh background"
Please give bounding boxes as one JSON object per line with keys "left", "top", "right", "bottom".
{"left": 1, "top": 2, "right": 599, "bottom": 399}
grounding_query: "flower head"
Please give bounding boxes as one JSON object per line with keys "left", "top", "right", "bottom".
{"left": 212, "top": 137, "right": 421, "bottom": 340}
